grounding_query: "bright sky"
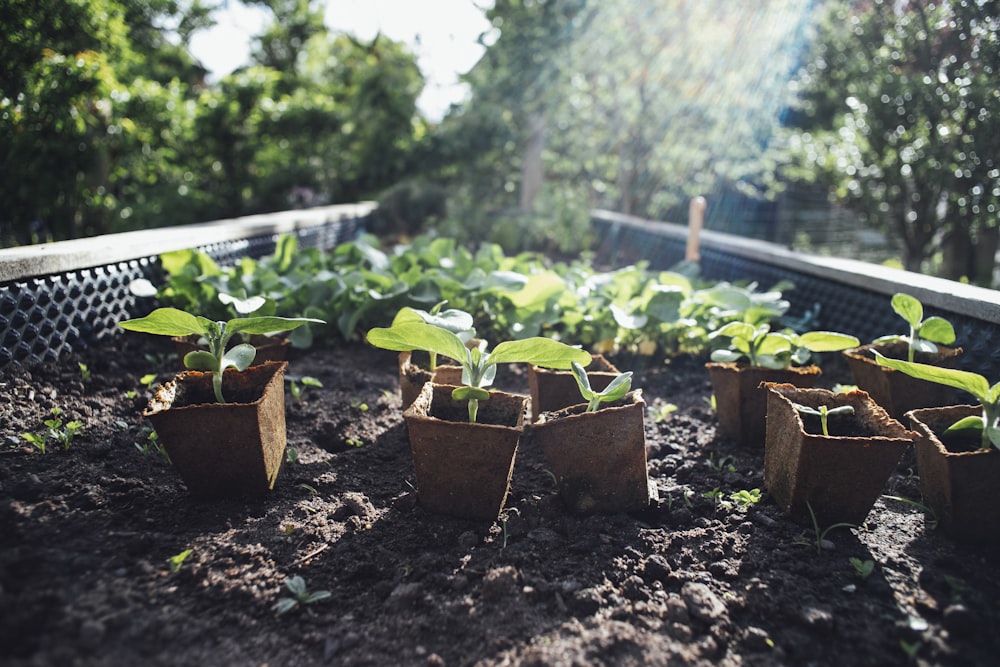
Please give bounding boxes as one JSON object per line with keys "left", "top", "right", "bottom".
{"left": 188, "top": 0, "right": 493, "bottom": 121}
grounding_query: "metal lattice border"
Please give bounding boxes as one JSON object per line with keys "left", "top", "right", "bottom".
{"left": 0, "top": 214, "right": 363, "bottom": 374}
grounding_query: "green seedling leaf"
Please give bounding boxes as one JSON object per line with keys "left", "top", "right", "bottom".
{"left": 119, "top": 307, "right": 208, "bottom": 337}
{"left": 168, "top": 548, "right": 193, "bottom": 573}
{"left": 943, "top": 416, "right": 985, "bottom": 436}
{"left": 798, "top": 331, "right": 861, "bottom": 352}
{"left": 918, "top": 316, "right": 956, "bottom": 345}
{"left": 571, "top": 361, "right": 633, "bottom": 412}
{"left": 218, "top": 292, "right": 267, "bottom": 315}
{"left": 891, "top": 293, "right": 923, "bottom": 328}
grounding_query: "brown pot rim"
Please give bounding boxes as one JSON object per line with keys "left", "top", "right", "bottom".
{"left": 763, "top": 382, "right": 915, "bottom": 443}
{"left": 705, "top": 361, "right": 822, "bottom": 377}
{"left": 906, "top": 404, "right": 994, "bottom": 457}
{"left": 532, "top": 389, "right": 645, "bottom": 426}
{"left": 843, "top": 342, "right": 964, "bottom": 367}
{"left": 402, "top": 383, "right": 528, "bottom": 432}
{"left": 143, "top": 361, "right": 288, "bottom": 417}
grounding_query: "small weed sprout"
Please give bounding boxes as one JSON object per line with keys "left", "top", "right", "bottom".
{"left": 168, "top": 548, "right": 193, "bottom": 573}
{"left": 274, "top": 575, "right": 331, "bottom": 615}
{"left": 703, "top": 487, "right": 730, "bottom": 510}
{"left": 78, "top": 362, "right": 91, "bottom": 381}
{"left": 873, "top": 293, "right": 956, "bottom": 363}
{"left": 791, "top": 403, "right": 856, "bottom": 437}
{"left": 140, "top": 373, "right": 158, "bottom": 388}
{"left": 652, "top": 402, "right": 677, "bottom": 423}
{"left": 730, "top": 488, "right": 762, "bottom": 509}
{"left": 135, "top": 429, "right": 170, "bottom": 463}
{"left": 849, "top": 557, "right": 875, "bottom": 580}
{"left": 798, "top": 501, "right": 857, "bottom": 555}
{"left": 22, "top": 407, "right": 84, "bottom": 453}
{"left": 287, "top": 375, "right": 322, "bottom": 402}
{"left": 706, "top": 453, "right": 736, "bottom": 473}
{"left": 285, "top": 447, "right": 300, "bottom": 465}
{"left": 570, "top": 361, "right": 633, "bottom": 411}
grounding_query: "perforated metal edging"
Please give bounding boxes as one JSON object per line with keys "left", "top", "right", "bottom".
{"left": 591, "top": 209, "right": 1000, "bottom": 382}
{"left": 0, "top": 208, "right": 366, "bottom": 374}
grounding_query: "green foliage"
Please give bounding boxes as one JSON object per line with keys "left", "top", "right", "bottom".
{"left": 167, "top": 548, "right": 193, "bottom": 574}
{"left": 273, "top": 575, "right": 331, "bottom": 616}
{"left": 710, "top": 322, "right": 859, "bottom": 369}
{"left": 570, "top": 361, "right": 633, "bottom": 412}
{"left": 874, "top": 351, "right": 1000, "bottom": 451}
{"left": 781, "top": 0, "right": 1000, "bottom": 280}
{"left": 872, "top": 293, "right": 956, "bottom": 363}
{"left": 367, "top": 308, "right": 592, "bottom": 422}
{"left": 849, "top": 557, "right": 875, "bottom": 580}
{"left": 730, "top": 488, "right": 762, "bottom": 509}
{"left": 119, "top": 307, "right": 323, "bottom": 403}
{"left": 21, "top": 407, "right": 85, "bottom": 453}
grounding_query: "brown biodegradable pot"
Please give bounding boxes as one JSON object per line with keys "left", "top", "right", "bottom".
{"left": 763, "top": 383, "right": 914, "bottom": 527}
{"left": 173, "top": 334, "right": 291, "bottom": 366}
{"left": 528, "top": 390, "right": 653, "bottom": 514}
{"left": 843, "top": 342, "right": 963, "bottom": 419}
{"left": 706, "top": 362, "right": 821, "bottom": 448}
{"left": 143, "top": 361, "right": 289, "bottom": 499}
{"left": 402, "top": 383, "right": 527, "bottom": 521}
{"left": 528, "top": 354, "right": 621, "bottom": 422}
{"left": 907, "top": 405, "right": 1000, "bottom": 544}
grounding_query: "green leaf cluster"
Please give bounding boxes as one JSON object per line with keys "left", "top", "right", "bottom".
{"left": 709, "top": 322, "right": 859, "bottom": 369}
{"left": 874, "top": 352, "right": 1000, "bottom": 451}
{"left": 872, "top": 293, "right": 956, "bottom": 363}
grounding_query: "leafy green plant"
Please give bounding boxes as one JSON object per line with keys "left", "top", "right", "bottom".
{"left": 273, "top": 575, "right": 331, "bottom": 615}
{"left": 791, "top": 403, "right": 856, "bottom": 437}
{"left": 119, "top": 308, "right": 324, "bottom": 404}
{"left": 873, "top": 352, "right": 999, "bottom": 450}
{"left": 135, "top": 428, "right": 170, "bottom": 463}
{"left": 78, "top": 362, "right": 91, "bottom": 381}
{"left": 709, "top": 322, "right": 859, "bottom": 369}
{"left": 366, "top": 312, "right": 591, "bottom": 422}
{"left": 872, "top": 293, "right": 956, "bottom": 362}
{"left": 570, "top": 361, "right": 633, "bottom": 412}
{"left": 706, "top": 453, "right": 736, "bottom": 473}
{"left": 21, "top": 407, "right": 84, "bottom": 453}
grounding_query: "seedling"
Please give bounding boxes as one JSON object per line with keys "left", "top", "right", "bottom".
{"left": 570, "top": 361, "right": 633, "bottom": 411}
{"left": 78, "top": 362, "right": 91, "bottom": 381}
{"left": 286, "top": 375, "right": 322, "bottom": 402}
{"left": 799, "top": 501, "right": 857, "bottom": 555}
{"left": 135, "top": 428, "right": 170, "bottom": 463}
{"left": 872, "top": 293, "right": 956, "bottom": 362}
{"left": 730, "top": 488, "right": 762, "bottom": 508}
{"left": 21, "top": 407, "right": 84, "bottom": 453}
{"left": 119, "top": 307, "right": 324, "bottom": 404}
{"left": 849, "top": 557, "right": 875, "bottom": 580}
{"left": 394, "top": 303, "right": 476, "bottom": 371}
{"left": 709, "top": 322, "right": 859, "bottom": 369}
{"left": 167, "top": 548, "right": 193, "bottom": 573}
{"left": 706, "top": 452, "right": 736, "bottom": 473}
{"left": 790, "top": 403, "right": 856, "bottom": 437}
{"left": 651, "top": 402, "right": 677, "bottom": 423}
{"left": 366, "top": 312, "right": 591, "bottom": 422}
{"left": 273, "top": 575, "right": 331, "bottom": 615}
{"left": 874, "top": 352, "right": 1000, "bottom": 450}
{"left": 286, "top": 447, "right": 300, "bottom": 465}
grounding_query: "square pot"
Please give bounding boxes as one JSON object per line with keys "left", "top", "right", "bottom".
{"left": 528, "top": 354, "right": 621, "bottom": 422}
{"left": 763, "top": 383, "right": 914, "bottom": 526}
{"left": 403, "top": 383, "right": 527, "bottom": 521}
{"left": 907, "top": 405, "right": 1000, "bottom": 544}
{"left": 143, "top": 361, "right": 289, "bottom": 499}
{"left": 528, "top": 390, "right": 653, "bottom": 514}
{"left": 706, "top": 362, "right": 821, "bottom": 448}
{"left": 843, "top": 342, "right": 963, "bottom": 419}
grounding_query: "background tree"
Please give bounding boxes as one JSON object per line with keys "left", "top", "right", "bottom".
{"left": 780, "top": 0, "right": 1000, "bottom": 283}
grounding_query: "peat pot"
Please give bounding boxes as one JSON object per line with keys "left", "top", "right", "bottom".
{"left": 705, "top": 362, "right": 821, "bottom": 448}
{"left": 843, "top": 341, "right": 963, "bottom": 419}
{"left": 528, "top": 354, "right": 621, "bottom": 422}
{"left": 528, "top": 390, "right": 653, "bottom": 514}
{"left": 763, "top": 383, "right": 915, "bottom": 527}
{"left": 403, "top": 382, "right": 527, "bottom": 521}
{"left": 907, "top": 405, "right": 1000, "bottom": 544}
{"left": 143, "top": 361, "right": 289, "bottom": 499}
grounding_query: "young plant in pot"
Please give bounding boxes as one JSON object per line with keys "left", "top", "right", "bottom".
{"left": 119, "top": 307, "right": 324, "bottom": 499}
{"left": 874, "top": 352, "right": 1000, "bottom": 544}
{"left": 706, "top": 321, "right": 860, "bottom": 447}
{"left": 843, "top": 293, "right": 961, "bottom": 419}
{"left": 366, "top": 318, "right": 592, "bottom": 521}
{"left": 171, "top": 292, "right": 297, "bottom": 365}
{"left": 528, "top": 353, "right": 622, "bottom": 421}
{"left": 762, "top": 382, "right": 915, "bottom": 527}
{"left": 392, "top": 304, "right": 482, "bottom": 409}
{"left": 527, "top": 362, "right": 654, "bottom": 515}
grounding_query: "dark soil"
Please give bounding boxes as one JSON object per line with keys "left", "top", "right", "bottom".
{"left": 2, "top": 336, "right": 998, "bottom": 666}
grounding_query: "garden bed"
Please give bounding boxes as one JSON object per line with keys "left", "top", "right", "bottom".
{"left": 2, "top": 335, "right": 998, "bottom": 666}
